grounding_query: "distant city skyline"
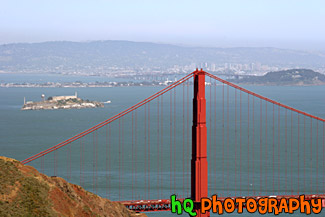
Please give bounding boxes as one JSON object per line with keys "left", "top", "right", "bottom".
{"left": 1, "top": 0, "right": 325, "bottom": 50}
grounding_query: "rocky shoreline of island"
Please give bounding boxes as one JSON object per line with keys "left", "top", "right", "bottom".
{"left": 21, "top": 94, "right": 104, "bottom": 110}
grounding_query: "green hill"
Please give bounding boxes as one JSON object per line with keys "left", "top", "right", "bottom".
{"left": 233, "top": 69, "right": 325, "bottom": 85}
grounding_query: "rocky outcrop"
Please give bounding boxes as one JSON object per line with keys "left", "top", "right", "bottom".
{"left": 0, "top": 156, "right": 146, "bottom": 217}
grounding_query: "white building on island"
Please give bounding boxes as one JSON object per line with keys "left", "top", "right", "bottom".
{"left": 51, "top": 92, "right": 78, "bottom": 101}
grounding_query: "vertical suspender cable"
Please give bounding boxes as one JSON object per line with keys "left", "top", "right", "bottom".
{"left": 106, "top": 125, "right": 108, "bottom": 198}
{"left": 285, "top": 109, "right": 287, "bottom": 195}
{"left": 247, "top": 93, "right": 250, "bottom": 195}
{"left": 82, "top": 138, "right": 84, "bottom": 187}
{"left": 41, "top": 155, "right": 44, "bottom": 174}
{"left": 273, "top": 103, "right": 275, "bottom": 195}
{"left": 265, "top": 101, "right": 268, "bottom": 193}
{"left": 316, "top": 121, "right": 318, "bottom": 193}
{"left": 260, "top": 98, "right": 262, "bottom": 195}
{"left": 54, "top": 149, "right": 56, "bottom": 176}
{"left": 121, "top": 118, "right": 124, "bottom": 199}
{"left": 135, "top": 111, "right": 137, "bottom": 199}
{"left": 69, "top": 143, "right": 71, "bottom": 181}
{"left": 148, "top": 102, "right": 150, "bottom": 199}
{"left": 252, "top": 96, "right": 255, "bottom": 195}
{"left": 187, "top": 80, "right": 190, "bottom": 197}
{"left": 291, "top": 111, "right": 293, "bottom": 195}
{"left": 161, "top": 95, "right": 164, "bottom": 198}
{"left": 144, "top": 104, "right": 148, "bottom": 199}
{"left": 278, "top": 106, "right": 280, "bottom": 194}
{"left": 183, "top": 83, "right": 185, "bottom": 197}
{"left": 234, "top": 89, "right": 237, "bottom": 196}
{"left": 298, "top": 114, "right": 300, "bottom": 195}
{"left": 214, "top": 80, "right": 217, "bottom": 196}
{"left": 132, "top": 112, "right": 134, "bottom": 200}
{"left": 119, "top": 119, "right": 121, "bottom": 200}
{"left": 239, "top": 91, "right": 242, "bottom": 195}
{"left": 170, "top": 91, "right": 172, "bottom": 194}
{"left": 93, "top": 132, "right": 95, "bottom": 193}
{"left": 310, "top": 117, "right": 313, "bottom": 193}
{"left": 222, "top": 83, "right": 225, "bottom": 196}
{"left": 67, "top": 143, "right": 70, "bottom": 181}
{"left": 66, "top": 146, "right": 68, "bottom": 180}
{"left": 174, "top": 87, "right": 176, "bottom": 193}
{"left": 145, "top": 104, "right": 147, "bottom": 199}
{"left": 80, "top": 139, "right": 82, "bottom": 186}
{"left": 109, "top": 125, "right": 111, "bottom": 199}
{"left": 304, "top": 116, "right": 306, "bottom": 193}
{"left": 157, "top": 98, "right": 160, "bottom": 199}
{"left": 227, "top": 85, "right": 230, "bottom": 195}
{"left": 96, "top": 130, "right": 98, "bottom": 194}
{"left": 209, "top": 78, "right": 212, "bottom": 182}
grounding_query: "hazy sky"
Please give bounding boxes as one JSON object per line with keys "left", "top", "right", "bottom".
{"left": 1, "top": 0, "right": 324, "bottom": 50}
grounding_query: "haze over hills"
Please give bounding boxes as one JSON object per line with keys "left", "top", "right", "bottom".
{"left": 0, "top": 40, "right": 324, "bottom": 75}
{"left": 232, "top": 69, "right": 325, "bottom": 85}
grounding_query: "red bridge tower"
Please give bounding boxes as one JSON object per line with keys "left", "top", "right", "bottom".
{"left": 191, "top": 69, "right": 209, "bottom": 217}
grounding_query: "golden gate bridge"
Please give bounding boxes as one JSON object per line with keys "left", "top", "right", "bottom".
{"left": 22, "top": 69, "right": 325, "bottom": 216}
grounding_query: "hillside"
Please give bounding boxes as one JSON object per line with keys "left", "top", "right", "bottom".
{"left": 233, "top": 69, "right": 325, "bottom": 85}
{"left": 0, "top": 156, "right": 146, "bottom": 217}
{"left": 0, "top": 41, "right": 324, "bottom": 73}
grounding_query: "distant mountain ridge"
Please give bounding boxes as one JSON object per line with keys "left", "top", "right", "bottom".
{"left": 233, "top": 69, "right": 325, "bottom": 85}
{"left": 0, "top": 40, "right": 324, "bottom": 73}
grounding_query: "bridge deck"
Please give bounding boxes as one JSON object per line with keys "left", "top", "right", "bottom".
{"left": 119, "top": 194, "right": 325, "bottom": 212}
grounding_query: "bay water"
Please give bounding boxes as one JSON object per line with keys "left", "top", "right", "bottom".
{"left": 1, "top": 74, "right": 324, "bottom": 216}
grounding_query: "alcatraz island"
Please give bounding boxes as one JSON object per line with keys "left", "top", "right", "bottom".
{"left": 21, "top": 92, "right": 105, "bottom": 110}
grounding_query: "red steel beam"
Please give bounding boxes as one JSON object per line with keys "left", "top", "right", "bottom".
{"left": 191, "top": 69, "right": 209, "bottom": 217}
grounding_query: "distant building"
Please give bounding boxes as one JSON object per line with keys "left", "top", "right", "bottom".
{"left": 51, "top": 92, "right": 78, "bottom": 101}
{"left": 211, "top": 64, "right": 216, "bottom": 71}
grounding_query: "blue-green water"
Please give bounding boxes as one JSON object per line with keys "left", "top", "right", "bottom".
{"left": 0, "top": 77, "right": 324, "bottom": 216}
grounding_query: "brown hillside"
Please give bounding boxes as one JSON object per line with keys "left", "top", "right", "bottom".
{"left": 0, "top": 156, "right": 146, "bottom": 217}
